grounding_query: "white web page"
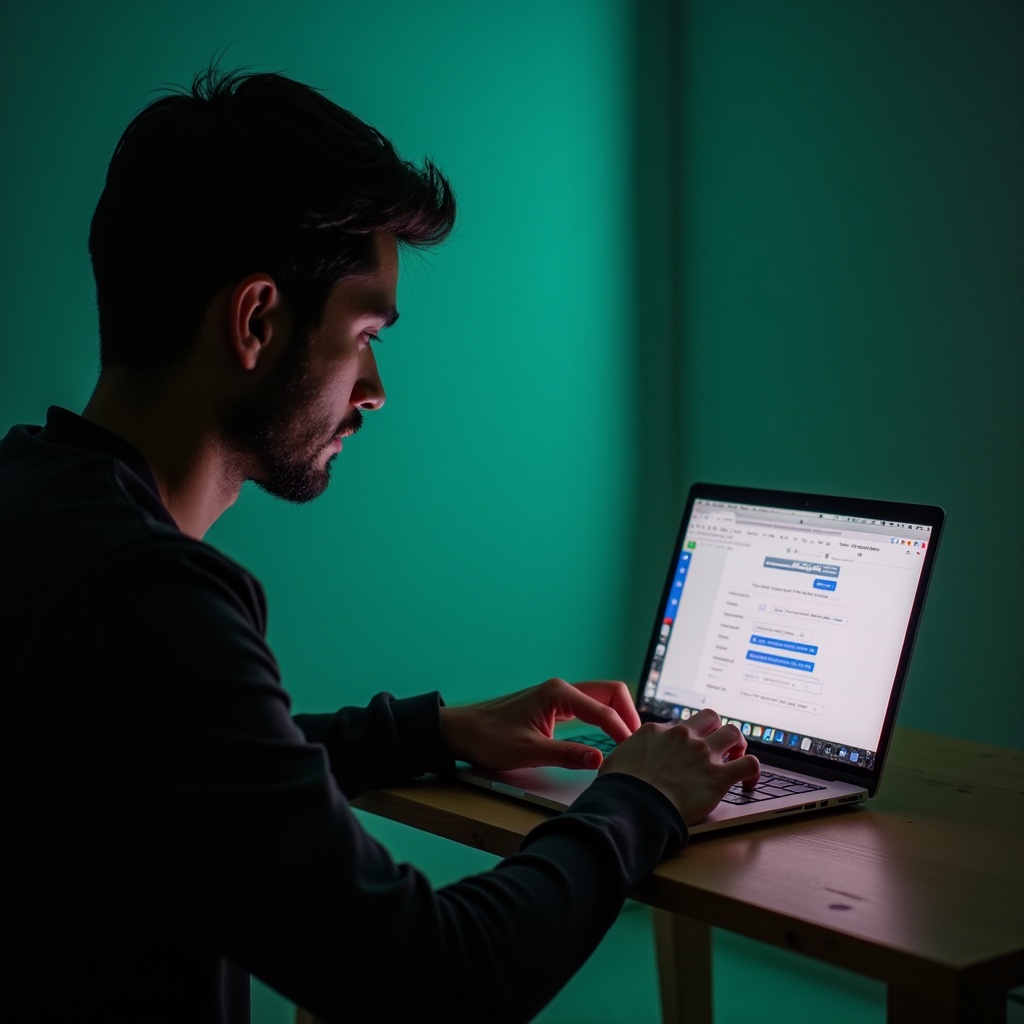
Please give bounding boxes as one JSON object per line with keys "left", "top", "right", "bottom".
{"left": 654, "top": 505, "right": 930, "bottom": 751}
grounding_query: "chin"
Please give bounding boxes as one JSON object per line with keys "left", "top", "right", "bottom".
{"left": 254, "top": 463, "right": 332, "bottom": 505}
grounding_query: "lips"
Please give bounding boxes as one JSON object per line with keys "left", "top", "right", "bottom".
{"left": 336, "top": 409, "right": 363, "bottom": 439}
{"left": 324, "top": 409, "right": 364, "bottom": 457}
{"left": 330, "top": 411, "right": 364, "bottom": 453}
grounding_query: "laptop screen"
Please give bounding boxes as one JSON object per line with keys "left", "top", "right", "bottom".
{"left": 637, "top": 485, "right": 943, "bottom": 777}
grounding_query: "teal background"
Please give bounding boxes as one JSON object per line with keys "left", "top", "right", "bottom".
{"left": 2, "top": 2, "right": 1021, "bottom": 1022}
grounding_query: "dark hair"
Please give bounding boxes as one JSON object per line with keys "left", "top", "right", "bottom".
{"left": 89, "top": 68, "right": 456, "bottom": 373}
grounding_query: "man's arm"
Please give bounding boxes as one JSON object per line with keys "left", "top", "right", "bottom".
{"left": 295, "top": 676, "right": 642, "bottom": 797}
{"left": 293, "top": 691, "right": 452, "bottom": 797}
{"left": 23, "top": 540, "right": 688, "bottom": 1023}
{"left": 25, "top": 540, "right": 745, "bottom": 1019}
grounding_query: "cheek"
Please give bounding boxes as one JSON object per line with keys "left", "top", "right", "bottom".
{"left": 318, "top": 359, "right": 361, "bottom": 406}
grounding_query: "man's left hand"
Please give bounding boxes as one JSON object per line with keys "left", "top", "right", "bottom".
{"left": 439, "top": 678, "right": 640, "bottom": 772}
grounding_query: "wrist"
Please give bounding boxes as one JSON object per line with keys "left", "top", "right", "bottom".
{"left": 438, "top": 705, "right": 469, "bottom": 762}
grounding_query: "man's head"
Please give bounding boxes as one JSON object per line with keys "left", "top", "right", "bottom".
{"left": 89, "top": 67, "right": 455, "bottom": 377}
{"left": 220, "top": 231, "right": 398, "bottom": 504}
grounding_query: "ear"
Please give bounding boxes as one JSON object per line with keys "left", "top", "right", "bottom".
{"left": 229, "top": 274, "right": 282, "bottom": 371}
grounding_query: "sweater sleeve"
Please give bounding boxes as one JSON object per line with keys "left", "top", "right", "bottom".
{"left": 293, "top": 691, "right": 454, "bottom": 797}
{"left": 27, "top": 538, "right": 686, "bottom": 1024}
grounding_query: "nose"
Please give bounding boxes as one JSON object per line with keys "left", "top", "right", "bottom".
{"left": 352, "top": 348, "right": 385, "bottom": 411}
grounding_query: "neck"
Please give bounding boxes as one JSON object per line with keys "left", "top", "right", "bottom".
{"left": 82, "top": 369, "right": 242, "bottom": 539}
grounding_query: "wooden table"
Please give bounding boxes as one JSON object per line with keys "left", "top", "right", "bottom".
{"left": 351, "top": 729, "right": 1024, "bottom": 1024}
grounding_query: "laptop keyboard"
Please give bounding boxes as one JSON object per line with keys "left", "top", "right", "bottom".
{"left": 721, "top": 770, "right": 826, "bottom": 804}
{"left": 565, "top": 733, "right": 825, "bottom": 804}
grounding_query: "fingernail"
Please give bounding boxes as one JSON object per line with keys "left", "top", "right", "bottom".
{"left": 583, "top": 750, "right": 601, "bottom": 770}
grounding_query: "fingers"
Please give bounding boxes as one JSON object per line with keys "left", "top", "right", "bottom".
{"left": 580, "top": 681, "right": 642, "bottom": 731}
{"left": 683, "top": 707, "right": 722, "bottom": 736}
{"left": 722, "top": 753, "right": 761, "bottom": 789}
{"left": 528, "top": 737, "right": 604, "bottom": 771}
{"left": 559, "top": 680, "right": 641, "bottom": 740}
{"left": 703, "top": 719, "right": 746, "bottom": 760}
{"left": 600, "top": 711, "right": 762, "bottom": 824}
{"left": 685, "top": 713, "right": 759, "bottom": 787}
{"left": 562, "top": 743, "right": 604, "bottom": 771}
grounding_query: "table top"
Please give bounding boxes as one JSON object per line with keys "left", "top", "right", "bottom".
{"left": 353, "top": 728, "right": 1024, "bottom": 996}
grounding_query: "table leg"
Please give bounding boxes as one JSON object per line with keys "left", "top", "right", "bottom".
{"left": 652, "top": 909, "right": 712, "bottom": 1024}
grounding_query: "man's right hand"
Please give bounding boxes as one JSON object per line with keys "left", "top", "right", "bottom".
{"left": 598, "top": 708, "right": 760, "bottom": 826}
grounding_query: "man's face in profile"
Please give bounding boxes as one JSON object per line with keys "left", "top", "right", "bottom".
{"left": 224, "top": 233, "right": 397, "bottom": 503}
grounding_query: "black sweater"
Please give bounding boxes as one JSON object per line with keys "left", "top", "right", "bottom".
{"left": 0, "top": 407, "right": 686, "bottom": 1023}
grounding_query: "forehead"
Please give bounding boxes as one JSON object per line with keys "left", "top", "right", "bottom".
{"left": 370, "top": 231, "right": 399, "bottom": 281}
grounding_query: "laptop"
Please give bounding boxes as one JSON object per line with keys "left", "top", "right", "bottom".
{"left": 452, "top": 482, "right": 944, "bottom": 835}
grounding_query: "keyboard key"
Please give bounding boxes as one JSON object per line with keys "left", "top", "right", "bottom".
{"left": 727, "top": 770, "right": 825, "bottom": 802}
{"left": 722, "top": 792, "right": 759, "bottom": 804}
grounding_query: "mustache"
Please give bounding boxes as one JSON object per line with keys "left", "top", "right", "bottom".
{"left": 336, "top": 409, "right": 364, "bottom": 437}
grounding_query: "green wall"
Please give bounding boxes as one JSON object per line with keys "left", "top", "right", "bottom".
{"left": 670, "top": 1, "right": 1024, "bottom": 747}
{"left": 0, "top": 0, "right": 641, "bottom": 714}
{"left": 4, "top": 0, "right": 1019, "bottom": 745}
{"left": 2, "top": 2, "right": 1021, "bottom": 1021}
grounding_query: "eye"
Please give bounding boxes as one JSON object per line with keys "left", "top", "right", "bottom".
{"left": 364, "top": 331, "right": 383, "bottom": 346}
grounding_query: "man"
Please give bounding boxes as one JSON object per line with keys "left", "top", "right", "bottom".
{"left": 0, "top": 69, "right": 759, "bottom": 1023}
